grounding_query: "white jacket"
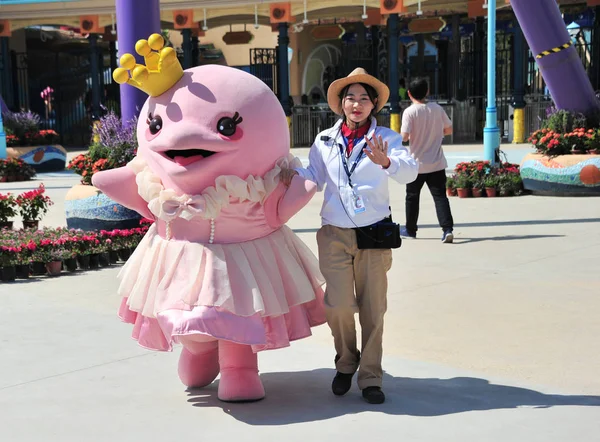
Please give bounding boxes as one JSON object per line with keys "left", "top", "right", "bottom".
{"left": 296, "top": 117, "right": 418, "bottom": 228}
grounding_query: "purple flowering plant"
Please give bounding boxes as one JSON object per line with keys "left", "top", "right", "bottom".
{"left": 68, "top": 111, "right": 138, "bottom": 185}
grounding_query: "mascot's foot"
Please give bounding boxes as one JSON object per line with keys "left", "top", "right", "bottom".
{"left": 217, "top": 340, "right": 265, "bottom": 402}
{"left": 178, "top": 340, "right": 220, "bottom": 388}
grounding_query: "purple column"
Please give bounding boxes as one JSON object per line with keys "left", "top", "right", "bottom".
{"left": 116, "top": 0, "right": 161, "bottom": 123}
{"left": 511, "top": 0, "right": 598, "bottom": 114}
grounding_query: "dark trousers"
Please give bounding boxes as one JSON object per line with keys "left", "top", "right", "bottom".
{"left": 405, "top": 169, "right": 454, "bottom": 235}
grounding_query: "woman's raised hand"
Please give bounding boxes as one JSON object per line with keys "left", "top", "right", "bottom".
{"left": 364, "top": 135, "right": 391, "bottom": 168}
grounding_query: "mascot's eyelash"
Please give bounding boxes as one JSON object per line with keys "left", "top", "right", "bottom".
{"left": 146, "top": 112, "right": 153, "bottom": 125}
{"left": 232, "top": 112, "right": 243, "bottom": 125}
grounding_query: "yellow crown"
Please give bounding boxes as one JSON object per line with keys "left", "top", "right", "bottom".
{"left": 113, "top": 34, "right": 184, "bottom": 97}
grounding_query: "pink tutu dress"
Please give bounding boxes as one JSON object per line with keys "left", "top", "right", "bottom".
{"left": 116, "top": 155, "right": 326, "bottom": 352}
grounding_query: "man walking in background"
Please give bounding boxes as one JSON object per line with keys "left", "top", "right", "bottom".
{"left": 400, "top": 77, "right": 455, "bottom": 243}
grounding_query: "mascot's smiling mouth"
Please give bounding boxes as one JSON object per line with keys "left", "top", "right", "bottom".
{"left": 163, "top": 149, "right": 216, "bottom": 166}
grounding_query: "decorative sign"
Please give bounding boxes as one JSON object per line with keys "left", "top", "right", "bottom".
{"left": 365, "top": 9, "right": 385, "bottom": 27}
{"left": 408, "top": 17, "right": 446, "bottom": 34}
{"left": 311, "top": 25, "right": 345, "bottom": 41}
{"left": 222, "top": 31, "right": 254, "bottom": 45}
{"left": 468, "top": 0, "right": 487, "bottom": 18}
{"left": 380, "top": 0, "right": 405, "bottom": 14}
{"left": 173, "top": 10, "right": 198, "bottom": 29}
{"left": 0, "top": 20, "right": 11, "bottom": 37}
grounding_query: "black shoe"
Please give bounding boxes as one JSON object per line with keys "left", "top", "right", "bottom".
{"left": 362, "top": 386, "right": 385, "bottom": 404}
{"left": 331, "top": 372, "right": 354, "bottom": 396}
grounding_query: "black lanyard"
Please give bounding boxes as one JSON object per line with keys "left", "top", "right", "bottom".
{"left": 338, "top": 136, "right": 365, "bottom": 187}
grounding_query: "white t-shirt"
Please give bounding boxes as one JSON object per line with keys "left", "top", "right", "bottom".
{"left": 401, "top": 102, "right": 452, "bottom": 174}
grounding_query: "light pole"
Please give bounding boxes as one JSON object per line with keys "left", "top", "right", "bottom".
{"left": 483, "top": 0, "right": 500, "bottom": 164}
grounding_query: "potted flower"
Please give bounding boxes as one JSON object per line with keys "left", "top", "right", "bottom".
{"left": 0, "top": 193, "right": 17, "bottom": 229}
{"left": 0, "top": 158, "right": 36, "bottom": 182}
{"left": 471, "top": 178, "right": 484, "bottom": 198}
{"left": 564, "top": 128, "right": 588, "bottom": 154}
{"left": 0, "top": 243, "right": 22, "bottom": 282}
{"left": 15, "top": 184, "right": 53, "bottom": 229}
{"left": 484, "top": 175, "right": 498, "bottom": 197}
{"left": 446, "top": 176, "right": 457, "bottom": 197}
{"left": 453, "top": 173, "right": 471, "bottom": 198}
{"left": 65, "top": 111, "right": 141, "bottom": 231}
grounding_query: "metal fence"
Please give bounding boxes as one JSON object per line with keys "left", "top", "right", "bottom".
{"left": 291, "top": 101, "right": 465, "bottom": 147}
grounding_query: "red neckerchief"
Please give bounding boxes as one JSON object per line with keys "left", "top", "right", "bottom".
{"left": 341, "top": 122, "right": 370, "bottom": 157}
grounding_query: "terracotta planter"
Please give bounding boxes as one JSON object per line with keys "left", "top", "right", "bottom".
{"left": 590, "top": 149, "right": 600, "bottom": 155}
{"left": 46, "top": 261, "right": 62, "bottom": 277}
{"left": 1, "top": 266, "right": 16, "bottom": 282}
{"left": 31, "top": 261, "right": 47, "bottom": 275}
{"left": 471, "top": 188, "right": 483, "bottom": 198}
{"left": 0, "top": 221, "right": 13, "bottom": 230}
{"left": 456, "top": 188, "right": 470, "bottom": 198}
{"left": 485, "top": 187, "right": 497, "bottom": 198}
{"left": 64, "top": 258, "right": 78, "bottom": 272}
{"left": 571, "top": 149, "right": 584, "bottom": 155}
{"left": 446, "top": 188, "right": 457, "bottom": 197}
{"left": 23, "top": 220, "right": 39, "bottom": 230}
{"left": 77, "top": 254, "right": 90, "bottom": 270}
{"left": 15, "top": 264, "right": 30, "bottom": 279}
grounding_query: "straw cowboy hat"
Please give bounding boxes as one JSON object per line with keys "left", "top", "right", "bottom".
{"left": 327, "top": 67, "right": 390, "bottom": 116}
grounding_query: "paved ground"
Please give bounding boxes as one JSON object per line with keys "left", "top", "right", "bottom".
{"left": 1, "top": 143, "right": 599, "bottom": 441}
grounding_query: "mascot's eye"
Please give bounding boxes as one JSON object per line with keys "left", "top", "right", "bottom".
{"left": 147, "top": 113, "right": 163, "bottom": 135}
{"left": 217, "top": 112, "right": 243, "bottom": 137}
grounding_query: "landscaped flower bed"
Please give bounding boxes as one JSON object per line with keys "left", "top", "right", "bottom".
{"left": 446, "top": 161, "right": 524, "bottom": 198}
{"left": 64, "top": 111, "right": 141, "bottom": 230}
{"left": 522, "top": 108, "right": 600, "bottom": 195}
{"left": 0, "top": 219, "right": 153, "bottom": 281}
{"left": 2, "top": 109, "right": 66, "bottom": 173}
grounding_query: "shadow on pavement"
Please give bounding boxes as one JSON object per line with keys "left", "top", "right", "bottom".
{"left": 186, "top": 369, "right": 600, "bottom": 424}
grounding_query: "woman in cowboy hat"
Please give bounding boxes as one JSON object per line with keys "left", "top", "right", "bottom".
{"left": 280, "top": 68, "right": 418, "bottom": 404}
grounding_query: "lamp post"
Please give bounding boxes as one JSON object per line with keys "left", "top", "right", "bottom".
{"left": 0, "top": 103, "right": 6, "bottom": 160}
{"left": 483, "top": 0, "right": 500, "bottom": 164}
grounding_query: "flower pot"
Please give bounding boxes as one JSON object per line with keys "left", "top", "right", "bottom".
{"left": 571, "top": 149, "right": 584, "bottom": 155}
{"left": 1, "top": 266, "right": 16, "bottom": 282}
{"left": 15, "top": 264, "right": 30, "bottom": 279}
{"left": 471, "top": 188, "right": 483, "bottom": 198}
{"left": 99, "top": 252, "right": 110, "bottom": 267}
{"left": 77, "top": 254, "right": 90, "bottom": 270}
{"left": 0, "top": 221, "right": 13, "bottom": 230}
{"left": 45, "top": 261, "right": 62, "bottom": 277}
{"left": 446, "top": 188, "right": 457, "bottom": 197}
{"left": 485, "top": 187, "right": 497, "bottom": 198}
{"left": 590, "top": 149, "right": 600, "bottom": 155}
{"left": 118, "top": 248, "right": 131, "bottom": 261}
{"left": 456, "top": 188, "right": 470, "bottom": 198}
{"left": 108, "top": 251, "right": 119, "bottom": 264}
{"left": 89, "top": 253, "right": 100, "bottom": 269}
{"left": 64, "top": 258, "right": 78, "bottom": 272}
{"left": 23, "top": 220, "right": 39, "bottom": 230}
{"left": 31, "top": 261, "right": 47, "bottom": 275}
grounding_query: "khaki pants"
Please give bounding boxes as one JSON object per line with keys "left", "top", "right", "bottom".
{"left": 317, "top": 224, "right": 393, "bottom": 389}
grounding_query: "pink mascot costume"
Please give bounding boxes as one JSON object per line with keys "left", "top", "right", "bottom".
{"left": 92, "top": 34, "right": 325, "bottom": 402}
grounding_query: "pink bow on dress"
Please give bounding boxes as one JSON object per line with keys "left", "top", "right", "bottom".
{"left": 160, "top": 194, "right": 206, "bottom": 221}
